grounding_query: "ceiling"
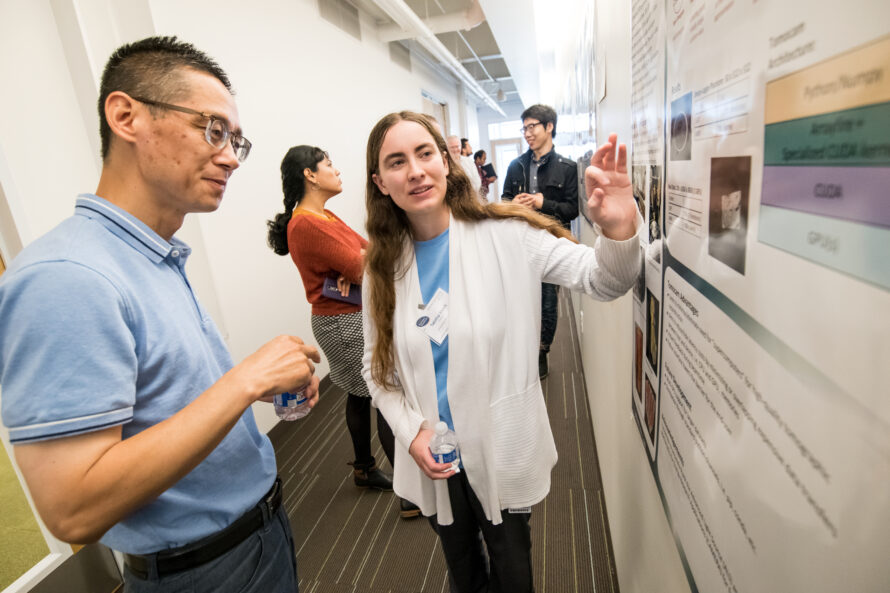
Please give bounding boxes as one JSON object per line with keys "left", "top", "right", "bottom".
{"left": 351, "top": 0, "right": 522, "bottom": 112}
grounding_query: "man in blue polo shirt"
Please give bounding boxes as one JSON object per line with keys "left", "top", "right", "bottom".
{"left": 0, "top": 37, "right": 319, "bottom": 592}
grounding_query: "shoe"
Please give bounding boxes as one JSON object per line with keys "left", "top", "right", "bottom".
{"left": 351, "top": 459, "right": 393, "bottom": 491}
{"left": 399, "top": 498, "right": 421, "bottom": 519}
{"left": 539, "top": 350, "right": 549, "bottom": 380}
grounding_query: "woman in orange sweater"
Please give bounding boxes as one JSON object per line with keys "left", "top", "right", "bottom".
{"left": 267, "top": 145, "right": 419, "bottom": 518}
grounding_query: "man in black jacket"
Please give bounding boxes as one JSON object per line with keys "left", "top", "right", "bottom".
{"left": 502, "top": 104, "right": 578, "bottom": 379}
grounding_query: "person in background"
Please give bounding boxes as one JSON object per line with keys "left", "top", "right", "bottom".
{"left": 362, "top": 110, "right": 641, "bottom": 593}
{"left": 446, "top": 134, "right": 482, "bottom": 196}
{"left": 0, "top": 36, "right": 319, "bottom": 592}
{"left": 474, "top": 149, "right": 498, "bottom": 203}
{"left": 501, "top": 104, "right": 579, "bottom": 379}
{"left": 460, "top": 138, "right": 473, "bottom": 157}
{"left": 266, "top": 145, "right": 421, "bottom": 519}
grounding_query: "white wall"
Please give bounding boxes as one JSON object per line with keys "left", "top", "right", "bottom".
{"left": 146, "top": 0, "right": 467, "bottom": 431}
{"left": 0, "top": 0, "right": 100, "bottom": 246}
{"left": 464, "top": 96, "right": 480, "bottom": 151}
{"left": 0, "top": 0, "right": 470, "bottom": 433}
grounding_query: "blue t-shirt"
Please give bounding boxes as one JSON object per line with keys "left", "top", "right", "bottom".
{"left": 0, "top": 195, "right": 277, "bottom": 553}
{"left": 413, "top": 228, "right": 454, "bottom": 430}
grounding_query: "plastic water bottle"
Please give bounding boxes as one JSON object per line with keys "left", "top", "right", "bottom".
{"left": 273, "top": 390, "right": 310, "bottom": 421}
{"left": 429, "top": 421, "right": 461, "bottom": 472}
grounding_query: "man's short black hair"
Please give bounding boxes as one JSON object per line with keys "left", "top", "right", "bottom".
{"left": 521, "top": 104, "right": 557, "bottom": 137}
{"left": 460, "top": 138, "right": 470, "bottom": 150}
{"left": 98, "top": 36, "right": 232, "bottom": 160}
{"left": 473, "top": 150, "right": 485, "bottom": 161}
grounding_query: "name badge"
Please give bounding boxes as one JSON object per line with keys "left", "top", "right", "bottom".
{"left": 416, "top": 288, "right": 448, "bottom": 345}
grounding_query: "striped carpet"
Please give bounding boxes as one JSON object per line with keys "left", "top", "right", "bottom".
{"left": 269, "top": 290, "right": 620, "bottom": 593}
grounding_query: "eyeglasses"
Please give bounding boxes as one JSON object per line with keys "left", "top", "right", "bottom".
{"left": 133, "top": 97, "right": 252, "bottom": 162}
{"left": 519, "top": 121, "right": 544, "bottom": 134}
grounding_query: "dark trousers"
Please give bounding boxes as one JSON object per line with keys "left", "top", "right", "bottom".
{"left": 429, "top": 472, "right": 534, "bottom": 593}
{"left": 541, "top": 283, "right": 560, "bottom": 352}
{"left": 123, "top": 504, "right": 297, "bottom": 593}
{"left": 345, "top": 393, "right": 395, "bottom": 467}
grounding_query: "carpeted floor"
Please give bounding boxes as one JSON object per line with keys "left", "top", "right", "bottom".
{"left": 269, "top": 290, "right": 620, "bottom": 593}
{"left": 0, "top": 443, "right": 50, "bottom": 589}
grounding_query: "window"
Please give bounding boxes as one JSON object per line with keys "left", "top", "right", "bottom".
{"left": 488, "top": 120, "right": 522, "bottom": 141}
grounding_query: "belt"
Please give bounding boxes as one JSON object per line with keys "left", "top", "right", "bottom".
{"left": 124, "top": 477, "right": 282, "bottom": 580}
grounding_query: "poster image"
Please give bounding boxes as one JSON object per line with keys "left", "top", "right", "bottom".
{"left": 632, "top": 164, "right": 648, "bottom": 219}
{"left": 578, "top": 151, "right": 595, "bottom": 225}
{"left": 645, "top": 288, "right": 660, "bottom": 370}
{"left": 671, "top": 92, "right": 693, "bottom": 161}
{"left": 644, "top": 376, "right": 657, "bottom": 445}
{"left": 648, "top": 165, "right": 663, "bottom": 244}
{"left": 707, "top": 156, "right": 751, "bottom": 274}
{"left": 634, "top": 246, "right": 646, "bottom": 302}
{"left": 634, "top": 324, "right": 644, "bottom": 400}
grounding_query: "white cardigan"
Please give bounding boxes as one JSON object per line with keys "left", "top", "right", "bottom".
{"left": 362, "top": 215, "right": 641, "bottom": 525}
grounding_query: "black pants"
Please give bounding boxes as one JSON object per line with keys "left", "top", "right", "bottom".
{"left": 541, "top": 283, "right": 560, "bottom": 352}
{"left": 345, "top": 393, "right": 395, "bottom": 467}
{"left": 429, "top": 472, "right": 534, "bottom": 593}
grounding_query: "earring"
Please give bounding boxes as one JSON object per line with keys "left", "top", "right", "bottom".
{"left": 313, "top": 182, "right": 321, "bottom": 191}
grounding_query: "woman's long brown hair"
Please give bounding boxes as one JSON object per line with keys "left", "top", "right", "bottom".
{"left": 365, "top": 111, "right": 576, "bottom": 389}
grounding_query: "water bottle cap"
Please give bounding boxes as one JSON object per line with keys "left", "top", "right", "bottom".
{"left": 434, "top": 421, "right": 448, "bottom": 435}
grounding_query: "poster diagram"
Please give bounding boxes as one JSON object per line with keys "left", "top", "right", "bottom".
{"left": 629, "top": 1, "right": 890, "bottom": 592}
{"left": 760, "top": 36, "right": 890, "bottom": 289}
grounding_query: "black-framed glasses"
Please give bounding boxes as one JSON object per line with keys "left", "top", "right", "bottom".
{"left": 133, "top": 97, "right": 252, "bottom": 162}
{"left": 519, "top": 121, "right": 544, "bottom": 134}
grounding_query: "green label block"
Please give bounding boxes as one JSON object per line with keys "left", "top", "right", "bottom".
{"left": 764, "top": 102, "right": 890, "bottom": 167}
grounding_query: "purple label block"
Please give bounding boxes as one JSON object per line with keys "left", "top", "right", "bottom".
{"left": 761, "top": 165, "right": 890, "bottom": 229}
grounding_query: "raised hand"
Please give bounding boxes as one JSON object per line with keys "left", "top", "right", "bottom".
{"left": 585, "top": 133, "right": 639, "bottom": 240}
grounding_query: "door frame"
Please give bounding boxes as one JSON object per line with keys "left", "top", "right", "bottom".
{"left": 489, "top": 137, "right": 523, "bottom": 200}
{"left": 0, "top": 150, "right": 75, "bottom": 593}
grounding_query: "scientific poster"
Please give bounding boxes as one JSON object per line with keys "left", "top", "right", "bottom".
{"left": 631, "top": 1, "right": 890, "bottom": 592}
{"left": 630, "top": 0, "right": 666, "bottom": 460}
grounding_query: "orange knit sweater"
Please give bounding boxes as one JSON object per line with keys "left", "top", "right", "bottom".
{"left": 287, "top": 208, "right": 367, "bottom": 316}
